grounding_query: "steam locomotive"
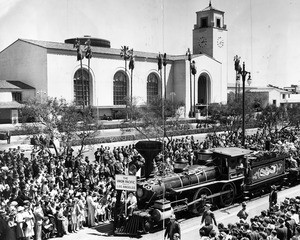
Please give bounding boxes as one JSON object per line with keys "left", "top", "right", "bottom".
{"left": 115, "top": 141, "right": 300, "bottom": 235}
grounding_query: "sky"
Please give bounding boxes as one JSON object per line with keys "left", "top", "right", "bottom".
{"left": 0, "top": 0, "right": 300, "bottom": 87}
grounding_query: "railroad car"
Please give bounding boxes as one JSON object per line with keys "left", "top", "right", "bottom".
{"left": 115, "top": 141, "right": 300, "bottom": 236}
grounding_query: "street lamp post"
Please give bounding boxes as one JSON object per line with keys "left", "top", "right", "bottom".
{"left": 84, "top": 38, "right": 93, "bottom": 107}
{"left": 157, "top": 53, "right": 163, "bottom": 97}
{"left": 191, "top": 60, "right": 197, "bottom": 117}
{"left": 186, "top": 48, "right": 192, "bottom": 117}
{"left": 162, "top": 53, "right": 167, "bottom": 139}
{"left": 234, "top": 55, "right": 252, "bottom": 147}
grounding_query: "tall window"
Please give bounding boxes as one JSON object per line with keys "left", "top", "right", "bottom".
{"left": 74, "top": 68, "right": 91, "bottom": 106}
{"left": 113, "top": 71, "right": 128, "bottom": 105}
{"left": 216, "top": 18, "right": 221, "bottom": 28}
{"left": 12, "top": 92, "right": 22, "bottom": 103}
{"left": 147, "top": 73, "right": 159, "bottom": 103}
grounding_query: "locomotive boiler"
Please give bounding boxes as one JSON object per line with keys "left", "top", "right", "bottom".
{"left": 115, "top": 141, "right": 300, "bottom": 236}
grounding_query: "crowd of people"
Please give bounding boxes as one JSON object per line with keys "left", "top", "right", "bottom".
{"left": 199, "top": 194, "right": 300, "bottom": 240}
{"left": 0, "top": 144, "right": 141, "bottom": 240}
{"left": 0, "top": 128, "right": 300, "bottom": 240}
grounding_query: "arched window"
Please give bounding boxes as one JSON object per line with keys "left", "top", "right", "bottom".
{"left": 73, "top": 68, "right": 91, "bottom": 106}
{"left": 147, "top": 73, "right": 159, "bottom": 103}
{"left": 113, "top": 71, "right": 128, "bottom": 105}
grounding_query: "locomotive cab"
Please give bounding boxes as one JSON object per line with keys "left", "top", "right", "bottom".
{"left": 212, "top": 147, "right": 253, "bottom": 180}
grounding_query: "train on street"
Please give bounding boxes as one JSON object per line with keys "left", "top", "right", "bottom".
{"left": 115, "top": 141, "right": 300, "bottom": 236}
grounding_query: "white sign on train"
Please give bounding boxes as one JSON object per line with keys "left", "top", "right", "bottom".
{"left": 115, "top": 174, "right": 137, "bottom": 191}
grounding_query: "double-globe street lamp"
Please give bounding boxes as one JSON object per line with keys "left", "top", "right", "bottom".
{"left": 157, "top": 52, "right": 168, "bottom": 138}
{"left": 186, "top": 48, "right": 197, "bottom": 117}
{"left": 191, "top": 60, "right": 197, "bottom": 117}
{"left": 186, "top": 48, "right": 193, "bottom": 117}
{"left": 234, "top": 55, "right": 252, "bottom": 147}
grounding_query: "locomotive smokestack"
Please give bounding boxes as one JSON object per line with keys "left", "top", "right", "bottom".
{"left": 135, "top": 140, "right": 163, "bottom": 179}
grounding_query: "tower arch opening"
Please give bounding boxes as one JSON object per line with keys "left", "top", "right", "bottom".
{"left": 197, "top": 73, "right": 211, "bottom": 106}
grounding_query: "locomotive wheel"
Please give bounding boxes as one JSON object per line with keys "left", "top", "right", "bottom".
{"left": 220, "top": 183, "right": 235, "bottom": 207}
{"left": 192, "top": 187, "right": 212, "bottom": 215}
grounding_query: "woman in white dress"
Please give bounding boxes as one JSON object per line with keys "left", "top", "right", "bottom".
{"left": 15, "top": 206, "right": 25, "bottom": 240}
{"left": 23, "top": 202, "right": 35, "bottom": 240}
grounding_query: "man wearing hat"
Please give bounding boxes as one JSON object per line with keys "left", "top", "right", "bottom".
{"left": 237, "top": 202, "right": 249, "bottom": 221}
{"left": 276, "top": 217, "right": 288, "bottom": 240}
{"left": 269, "top": 185, "right": 278, "bottom": 211}
{"left": 0, "top": 208, "right": 16, "bottom": 240}
{"left": 201, "top": 203, "right": 217, "bottom": 227}
{"left": 173, "top": 232, "right": 180, "bottom": 240}
{"left": 164, "top": 214, "right": 181, "bottom": 240}
{"left": 34, "top": 201, "right": 44, "bottom": 240}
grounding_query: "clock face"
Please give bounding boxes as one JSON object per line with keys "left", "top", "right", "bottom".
{"left": 198, "top": 37, "right": 207, "bottom": 48}
{"left": 217, "top": 36, "right": 224, "bottom": 48}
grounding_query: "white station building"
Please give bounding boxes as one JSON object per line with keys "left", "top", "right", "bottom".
{"left": 0, "top": 2, "right": 228, "bottom": 123}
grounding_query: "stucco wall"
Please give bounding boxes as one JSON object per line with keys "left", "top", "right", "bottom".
{"left": 173, "top": 60, "right": 186, "bottom": 106}
{"left": 193, "top": 55, "right": 222, "bottom": 103}
{"left": 47, "top": 51, "right": 170, "bottom": 106}
{"left": 0, "top": 40, "right": 47, "bottom": 92}
{"left": 173, "top": 55, "right": 222, "bottom": 116}
{"left": 0, "top": 92, "right": 12, "bottom": 102}
{"left": 22, "top": 89, "right": 35, "bottom": 101}
{"left": 268, "top": 89, "right": 282, "bottom": 107}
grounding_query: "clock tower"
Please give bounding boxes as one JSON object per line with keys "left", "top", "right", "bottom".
{"left": 192, "top": 1, "right": 228, "bottom": 103}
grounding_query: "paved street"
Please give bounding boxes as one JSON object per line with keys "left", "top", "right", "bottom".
{"left": 0, "top": 122, "right": 258, "bottom": 161}
{"left": 46, "top": 183, "right": 300, "bottom": 240}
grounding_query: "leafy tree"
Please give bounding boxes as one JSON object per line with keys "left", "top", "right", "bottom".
{"left": 121, "top": 97, "right": 188, "bottom": 142}
{"left": 20, "top": 97, "right": 100, "bottom": 157}
{"left": 256, "top": 104, "right": 286, "bottom": 137}
{"left": 209, "top": 91, "right": 257, "bottom": 134}
{"left": 286, "top": 105, "right": 300, "bottom": 130}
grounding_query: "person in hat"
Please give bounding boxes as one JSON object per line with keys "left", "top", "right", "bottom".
{"left": 201, "top": 203, "right": 217, "bottom": 229}
{"left": 15, "top": 206, "right": 25, "bottom": 240}
{"left": 33, "top": 201, "right": 44, "bottom": 240}
{"left": 291, "top": 208, "right": 299, "bottom": 225}
{"left": 6, "top": 130, "right": 11, "bottom": 144}
{"left": 276, "top": 217, "right": 288, "bottom": 240}
{"left": 23, "top": 202, "right": 35, "bottom": 240}
{"left": 237, "top": 202, "right": 249, "bottom": 221}
{"left": 164, "top": 214, "right": 180, "bottom": 240}
{"left": 286, "top": 212, "right": 296, "bottom": 240}
{"left": 269, "top": 185, "right": 278, "bottom": 211}
{"left": 0, "top": 208, "right": 16, "bottom": 240}
{"left": 173, "top": 232, "right": 181, "bottom": 240}
{"left": 86, "top": 191, "right": 97, "bottom": 227}
{"left": 125, "top": 192, "right": 137, "bottom": 218}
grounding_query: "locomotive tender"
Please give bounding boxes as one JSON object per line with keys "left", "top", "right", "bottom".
{"left": 116, "top": 141, "right": 300, "bottom": 235}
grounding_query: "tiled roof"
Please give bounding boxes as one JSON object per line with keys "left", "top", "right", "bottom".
{"left": 0, "top": 80, "right": 20, "bottom": 89}
{"left": 7, "top": 81, "right": 35, "bottom": 90}
{"left": 0, "top": 101, "right": 22, "bottom": 109}
{"left": 19, "top": 39, "right": 202, "bottom": 61}
{"left": 201, "top": 4, "right": 224, "bottom": 13}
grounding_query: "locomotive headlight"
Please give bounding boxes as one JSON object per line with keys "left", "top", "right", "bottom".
{"left": 137, "top": 188, "right": 144, "bottom": 198}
